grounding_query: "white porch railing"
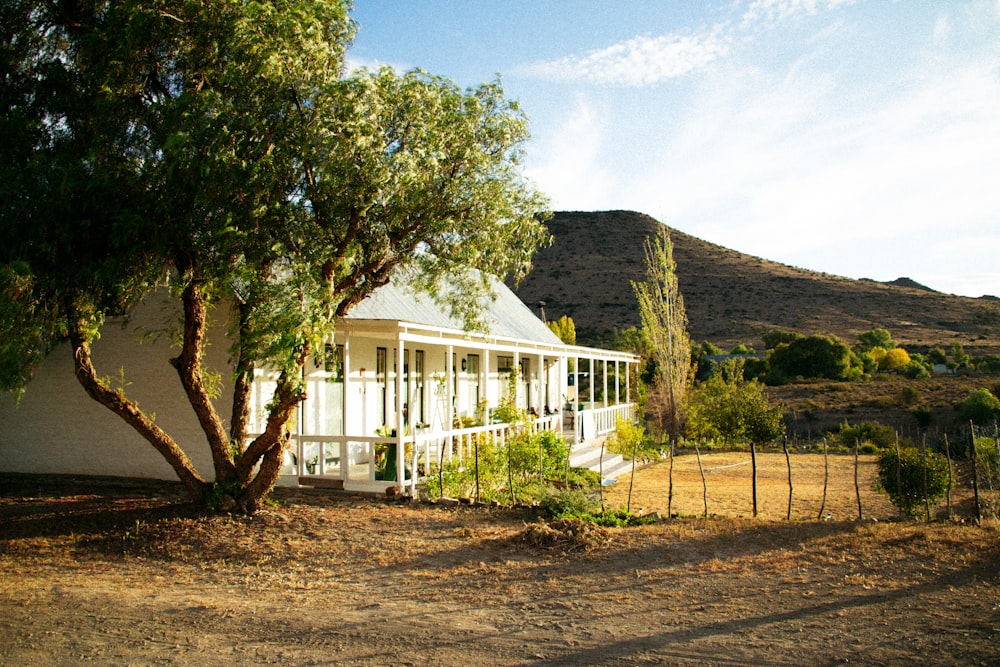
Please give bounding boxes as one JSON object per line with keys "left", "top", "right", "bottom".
{"left": 572, "top": 403, "right": 636, "bottom": 443}
{"left": 272, "top": 404, "right": 633, "bottom": 495}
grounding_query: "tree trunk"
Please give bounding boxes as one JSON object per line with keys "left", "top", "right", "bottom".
{"left": 239, "top": 438, "right": 286, "bottom": 513}
{"left": 170, "top": 281, "right": 236, "bottom": 484}
{"left": 68, "top": 318, "right": 207, "bottom": 503}
{"left": 229, "top": 303, "right": 255, "bottom": 446}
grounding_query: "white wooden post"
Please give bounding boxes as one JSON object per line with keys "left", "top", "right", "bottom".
{"left": 395, "top": 340, "right": 405, "bottom": 486}
{"left": 603, "top": 358, "right": 608, "bottom": 408}
{"left": 446, "top": 345, "right": 454, "bottom": 464}
{"left": 341, "top": 334, "right": 351, "bottom": 481}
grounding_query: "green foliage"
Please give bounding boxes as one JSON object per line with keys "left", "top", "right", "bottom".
{"left": 973, "top": 436, "right": 999, "bottom": 488}
{"left": 606, "top": 417, "right": 662, "bottom": 460}
{"left": 766, "top": 334, "right": 859, "bottom": 384}
{"left": 762, "top": 329, "right": 803, "bottom": 350}
{"left": 955, "top": 388, "right": 1000, "bottom": 426}
{"left": 547, "top": 315, "right": 577, "bottom": 345}
{"left": 2, "top": 0, "right": 550, "bottom": 507}
{"left": 426, "top": 428, "right": 575, "bottom": 503}
{"left": 833, "top": 420, "right": 900, "bottom": 450}
{"left": 857, "top": 328, "right": 896, "bottom": 353}
{"left": 976, "top": 355, "right": 1000, "bottom": 374}
{"left": 951, "top": 342, "right": 973, "bottom": 371}
{"left": 632, "top": 226, "right": 691, "bottom": 441}
{"left": 540, "top": 490, "right": 656, "bottom": 526}
{"left": 926, "top": 347, "right": 948, "bottom": 366}
{"left": 874, "top": 446, "right": 953, "bottom": 517}
{"left": 686, "top": 361, "right": 785, "bottom": 446}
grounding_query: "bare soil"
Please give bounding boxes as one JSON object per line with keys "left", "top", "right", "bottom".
{"left": 2, "top": 458, "right": 999, "bottom": 667}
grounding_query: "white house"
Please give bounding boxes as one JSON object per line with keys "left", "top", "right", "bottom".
{"left": 0, "top": 275, "right": 639, "bottom": 495}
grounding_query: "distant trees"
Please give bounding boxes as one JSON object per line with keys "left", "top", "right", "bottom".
{"left": 766, "top": 334, "right": 859, "bottom": 384}
{"left": 955, "top": 389, "right": 1000, "bottom": 426}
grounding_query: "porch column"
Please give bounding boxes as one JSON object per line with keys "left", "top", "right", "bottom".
{"left": 573, "top": 355, "right": 580, "bottom": 442}
{"left": 395, "top": 339, "right": 405, "bottom": 485}
{"left": 512, "top": 350, "right": 520, "bottom": 409}
{"left": 446, "top": 345, "right": 454, "bottom": 464}
{"left": 603, "top": 359, "right": 608, "bottom": 408}
{"left": 341, "top": 333, "right": 351, "bottom": 481}
{"left": 615, "top": 359, "right": 622, "bottom": 405}
{"left": 626, "top": 360, "right": 632, "bottom": 405}
{"left": 482, "top": 347, "right": 491, "bottom": 418}
{"left": 536, "top": 353, "right": 545, "bottom": 419}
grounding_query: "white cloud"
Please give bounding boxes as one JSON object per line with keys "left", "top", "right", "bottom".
{"left": 518, "top": 31, "right": 730, "bottom": 87}
{"left": 524, "top": 96, "right": 612, "bottom": 210}
{"left": 742, "top": 0, "right": 857, "bottom": 29}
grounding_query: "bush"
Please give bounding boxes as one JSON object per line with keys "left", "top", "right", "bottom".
{"left": 425, "top": 427, "right": 575, "bottom": 503}
{"left": 974, "top": 436, "right": 999, "bottom": 488}
{"left": 540, "top": 489, "right": 657, "bottom": 526}
{"left": 606, "top": 417, "right": 662, "bottom": 460}
{"left": 833, "top": 420, "right": 899, "bottom": 450}
{"left": 956, "top": 388, "right": 1000, "bottom": 426}
{"left": 874, "top": 446, "right": 953, "bottom": 517}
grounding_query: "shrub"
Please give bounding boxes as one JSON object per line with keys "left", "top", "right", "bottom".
{"left": 834, "top": 420, "right": 899, "bottom": 450}
{"left": 874, "top": 446, "right": 953, "bottom": 517}
{"left": 606, "top": 417, "right": 661, "bottom": 460}
{"left": 955, "top": 388, "right": 1000, "bottom": 426}
{"left": 974, "top": 436, "right": 999, "bottom": 488}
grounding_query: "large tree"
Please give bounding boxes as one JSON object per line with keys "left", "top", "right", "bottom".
{"left": 631, "top": 225, "right": 691, "bottom": 443}
{"left": 0, "top": 0, "right": 550, "bottom": 511}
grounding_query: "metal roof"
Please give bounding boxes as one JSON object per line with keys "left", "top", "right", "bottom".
{"left": 344, "top": 273, "right": 563, "bottom": 346}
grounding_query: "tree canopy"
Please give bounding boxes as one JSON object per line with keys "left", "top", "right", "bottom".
{"left": 686, "top": 361, "right": 784, "bottom": 446}
{"left": 0, "top": 0, "right": 550, "bottom": 510}
{"left": 632, "top": 226, "right": 691, "bottom": 443}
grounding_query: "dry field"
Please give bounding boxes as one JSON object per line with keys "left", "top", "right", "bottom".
{"left": 604, "top": 452, "right": 898, "bottom": 521}
{"left": 2, "top": 456, "right": 999, "bottom": 667}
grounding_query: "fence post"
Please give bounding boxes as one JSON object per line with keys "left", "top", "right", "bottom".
{"left": 783, "top": 437, "right": 792, "bottom": 521}
{"left": 921, "top": 434, "right": 930, "bottom": 523}
{"left": 695, "top": 441, "right": 708, "bottom": 518}
{"left": 943, "top": 433, "right": 953, "bottom": 519}
{"left": 818, "top": 439, "right": 829, "bottom": 520}
{"left": 854, "top": 440, "right": 863, "bottom": 522}
{"left": 970, "top": 422, "right": 981, "bottom": 524}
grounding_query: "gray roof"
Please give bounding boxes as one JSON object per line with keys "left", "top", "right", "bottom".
{"left": 344, "top": 273, "right": 563, "bottom": 346}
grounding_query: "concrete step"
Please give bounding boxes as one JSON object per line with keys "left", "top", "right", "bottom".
{"left": 569, "top": 441, "right": 636, "bottom": 484}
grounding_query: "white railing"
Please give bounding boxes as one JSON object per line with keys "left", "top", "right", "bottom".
{"left": 267, "top": 405, "right": 634, "bottom": 495}
{"left": 575, "top": 403, "right": 635, "bottom": 442}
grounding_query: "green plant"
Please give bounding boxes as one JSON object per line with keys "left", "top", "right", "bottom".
{"left": 606, "top": 417, "right": 658, "bottom": 460}
{"left": 833, "top": 420, "right": 900, "bottom": 450}
{"left": 540, "top": 490, "right": 657, "bottom": 526}
{"left": 874, "top": 446, "right": 953, "bottom": 517}
{"left": 956, "top": 389, "right": 1000, "bottom": 426}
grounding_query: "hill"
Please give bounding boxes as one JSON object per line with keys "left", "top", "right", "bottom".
{"left": 515, "top": 210, "right": 1000, "bottom": 356}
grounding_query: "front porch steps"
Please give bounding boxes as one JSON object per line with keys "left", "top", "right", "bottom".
{"left": 569, "top": 439, "right": 634, "bottom": 485}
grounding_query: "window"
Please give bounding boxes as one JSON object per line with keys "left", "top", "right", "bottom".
{"left": 376, "top": 347, "right": 387, "bottom": 426}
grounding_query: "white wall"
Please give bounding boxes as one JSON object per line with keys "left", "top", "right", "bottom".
{"left": 0, "top": 292, "right": 230, "bottom": 482}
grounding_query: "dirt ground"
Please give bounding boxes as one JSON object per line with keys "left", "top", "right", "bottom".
{"left": 2, "top": 454, "right": 999, "bottom": 666}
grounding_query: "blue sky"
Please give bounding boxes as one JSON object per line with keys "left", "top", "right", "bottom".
{"left": 347, "top": 0, "right": 1000, "bottom": 298}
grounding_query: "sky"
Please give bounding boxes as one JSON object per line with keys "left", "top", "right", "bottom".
{"left": 346, "top": 0, "right": 1000, "bottom": 298}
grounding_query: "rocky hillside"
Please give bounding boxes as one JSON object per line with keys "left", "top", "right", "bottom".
{"left": 514, "top": 211, "right": 1000, "bottom": 356}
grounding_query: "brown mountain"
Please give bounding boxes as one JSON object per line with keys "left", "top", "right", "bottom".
{"left": 515, "top": 210, "right": 1000, "bottom": 356}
